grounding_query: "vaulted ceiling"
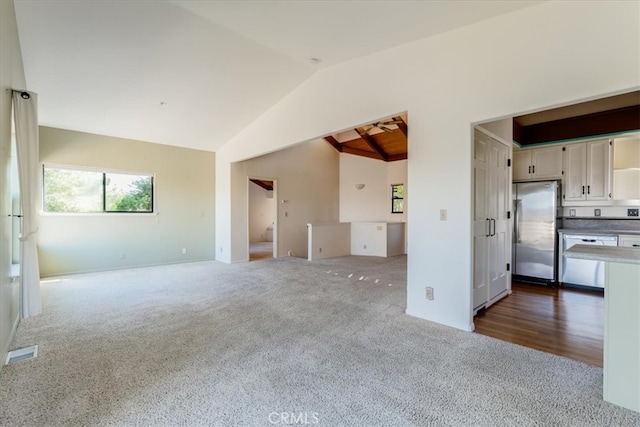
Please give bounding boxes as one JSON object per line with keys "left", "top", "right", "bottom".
{"left": 13, "top": 0, "right": 541, "bottom": 152}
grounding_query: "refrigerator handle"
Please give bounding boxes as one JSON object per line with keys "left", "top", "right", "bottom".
{"left": 491, "top": 218, "right": 496, "bottom": 236}
{"left": 515, "top": 199, "right": 522, "bottom": 243}
{"left": 485, "top": 218, "right": 490, "bottom": 237}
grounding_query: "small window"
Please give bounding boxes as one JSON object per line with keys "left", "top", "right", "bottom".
{"left": 43, "top": 166, "right": 153, "bottom": 213}
{"left": 391, "top": 184, "right": 404, "bottom": 214}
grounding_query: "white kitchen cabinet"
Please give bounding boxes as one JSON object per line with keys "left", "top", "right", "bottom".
{"left": 563, "top": 139, "right": 612, "bottom": 203}
{"left": 619, "top": 235, "right": 640, "bottom": 248}
{"left": 513, "top": 146, "right": 563, "bottom": 181}
{"left": 473, "top": 130, "right": 510, "bottom": 313}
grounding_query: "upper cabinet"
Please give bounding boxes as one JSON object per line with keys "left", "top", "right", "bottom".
{"left": 612, "top": 135, "right": 640, "bottom": 201}
{"left": 513, "top": 145, "right": 563, "bottom": 181}
{"left": 563, "top": 139, "right": 611, "bottom": 203}
{"left": 513, "top": 134, "right": 638, "bottom": 206}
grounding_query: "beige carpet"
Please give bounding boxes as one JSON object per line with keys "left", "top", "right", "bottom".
{"left": 0, "top": 256, "right": 638, "bottom": 426}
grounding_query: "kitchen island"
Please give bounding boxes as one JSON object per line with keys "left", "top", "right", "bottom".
{"left": 565, "top": 245, "right": 640, "bottom": 413}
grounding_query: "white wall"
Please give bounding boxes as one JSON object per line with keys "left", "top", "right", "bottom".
{"left": 230, "top": 139, "right": 340, "bottom": 261}
{"left": 351, "top": 222, "right": 405, "bottom": 257}
{"left": 387, "top": 223, "right": 405, "bottom": 257}
{"left": 248, "top": 182, "right": 275, "bottom": 242}
{"left": 38, "top": 127, "right": 216, "bottom": 276}
{"left": 215, "top": 1, "right": 640, "bottom": 331}
{"left": 0, "top": 0, "right": 27, "bottom": 371}
{"left": 477, "top": 118, "right": 513, "bottom": 145}
{"left": 307, "top": 223, "right": 351, "bottom": 261}
{"left": 340, "top": 154, "right": 407, "bottom": 223}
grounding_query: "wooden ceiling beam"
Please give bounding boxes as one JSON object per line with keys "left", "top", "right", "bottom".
{"left": 515, "top": 105, "right": 640, "bottom": 146}
{"left": 250, "top": 179, "right": 273, "bottom": 191}
{"left": 387, "top": 153, "right": 408, "bottom": 162}
{"left": 356, "top": 128, "right": 388, "bottom": 161}
{"left": 393, "top": 116, "right": 408, "bottom": 137}
{"left": 324, "top": 136, "right": 342, "bottom": 152}
{"left": 341, "top": 147, "right": 386, "bottom": 161}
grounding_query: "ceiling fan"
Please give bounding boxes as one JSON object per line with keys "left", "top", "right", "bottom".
{"left": 364, "top": 119, "right": 404, "bottom": 134}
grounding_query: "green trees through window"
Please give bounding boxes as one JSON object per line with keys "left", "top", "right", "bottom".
{"left": 391, "top": 184, "right": 404, "bottom": 214}
{"left": 106, "top": 174, "right": 153, "bottom": 212}
{"left": 43, "top": 166, "right": 153, "bottom": 213}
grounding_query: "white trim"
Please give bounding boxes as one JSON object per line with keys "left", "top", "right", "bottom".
{"left": 41, "top": 163, "right": 156, "bottom": 214}
{"left": 42, "top": 162, "right": 153, "bottom": 177}
{"left": 40, "top": 211, "right": 159, "bottom": 217}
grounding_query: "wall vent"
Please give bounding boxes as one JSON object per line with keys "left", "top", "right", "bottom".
{"left": 5, "top": 345, "right": 38, "bottom": 365}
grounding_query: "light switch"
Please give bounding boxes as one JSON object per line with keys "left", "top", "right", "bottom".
{"left": 440, "top": 209, "right": 447, "bottom": 221}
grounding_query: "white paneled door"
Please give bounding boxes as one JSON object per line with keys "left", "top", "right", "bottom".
{"left": 473, "top": 130, "right": 510, "bottom": 312}
{"left": 473, "top": 134, "right": 489, "bottom": 310}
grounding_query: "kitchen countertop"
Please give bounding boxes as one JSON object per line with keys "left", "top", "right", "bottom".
{"left": 564, "top": 244, "right": 640, "bottom": 265}
{"left": 558, "top": 229, "right": 640, "bottom": 236}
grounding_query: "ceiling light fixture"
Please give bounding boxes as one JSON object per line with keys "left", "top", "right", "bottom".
{"left": 355, "top": 184, "right": 365, "bottom": 190}
{"left": 160, "top": 101, "right": 167, "bottom": 106}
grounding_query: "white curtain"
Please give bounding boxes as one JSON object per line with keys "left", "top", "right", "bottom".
{"left": 12, "top": 90, "right": 42, "bottom": 319}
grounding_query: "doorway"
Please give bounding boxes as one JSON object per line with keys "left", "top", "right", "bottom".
{"left": 248, "top": 178, "right": 276, "bottom": 261}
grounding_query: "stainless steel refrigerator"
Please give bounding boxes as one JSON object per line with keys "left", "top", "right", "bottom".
{"left": 512, "top": 180, "right": 561, "bottom": 284}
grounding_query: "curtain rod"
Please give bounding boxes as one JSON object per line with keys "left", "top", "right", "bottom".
{"left": 6, "top": 88, "right": 31, "bottom": 99}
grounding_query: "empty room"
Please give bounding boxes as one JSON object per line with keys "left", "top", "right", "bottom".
{"left": 1, "top": 1, "right": 639, "bottom": 425}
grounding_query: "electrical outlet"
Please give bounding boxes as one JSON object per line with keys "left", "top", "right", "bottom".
{"left": 363, "top": 244, "right": 367, "bottom": 249}
{"left": 569, "top": 209, "right": 576, "bottom": 217}
{"left": 440, "top": 209, "right": 447, "bottom": 221}
{"left": 628, "top": 208, "right": 639, "bottom": 217}
{"left": 319, "top": 247, "right": 322, "bottom": 253}
{"left": 182, "top": 248, "right": 187, "bottom": 254}
{"left": 594, "top": 209, "right": 601, "bottom": 217}
{"left": 426, "top": 287, "right": 434, "bottom": 300}
{"left": 120, "top": 252, "right": 125, "bottom": 260}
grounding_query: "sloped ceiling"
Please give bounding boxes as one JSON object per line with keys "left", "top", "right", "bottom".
{"left": 14, "top": 0, "right": 541, "bottom": 152}
{"left": 172, "top": 1, "right": 542, "bottom": 68}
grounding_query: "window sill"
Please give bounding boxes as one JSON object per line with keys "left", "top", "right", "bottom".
{"left": 39, "top": 212, "right": 158, "bottom": 217}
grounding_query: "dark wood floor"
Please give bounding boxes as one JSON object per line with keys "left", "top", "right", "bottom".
{"left": 474, "top": 282, "right": 604, "bottom": 367}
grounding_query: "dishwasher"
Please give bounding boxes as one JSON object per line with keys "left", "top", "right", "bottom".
{"left": 562, "top": 234, "right": 618, "bottom": 289}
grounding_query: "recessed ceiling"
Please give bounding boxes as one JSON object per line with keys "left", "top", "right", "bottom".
{"left": 14, "top": 0, "right": 543, "bottom": 152}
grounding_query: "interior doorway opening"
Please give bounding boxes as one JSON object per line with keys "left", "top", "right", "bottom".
{"left": 471, "top": 90, "right": 639, "bottom": 366}
{"left": 248, "top": 178, "right": 276, "bottom": 261}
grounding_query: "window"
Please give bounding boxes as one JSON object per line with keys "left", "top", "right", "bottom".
{"left": 43, "top": 166, "right": 153, "bottom": 213}
{"left": 391, "top": 184, "right": 404, "bottom": 214}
